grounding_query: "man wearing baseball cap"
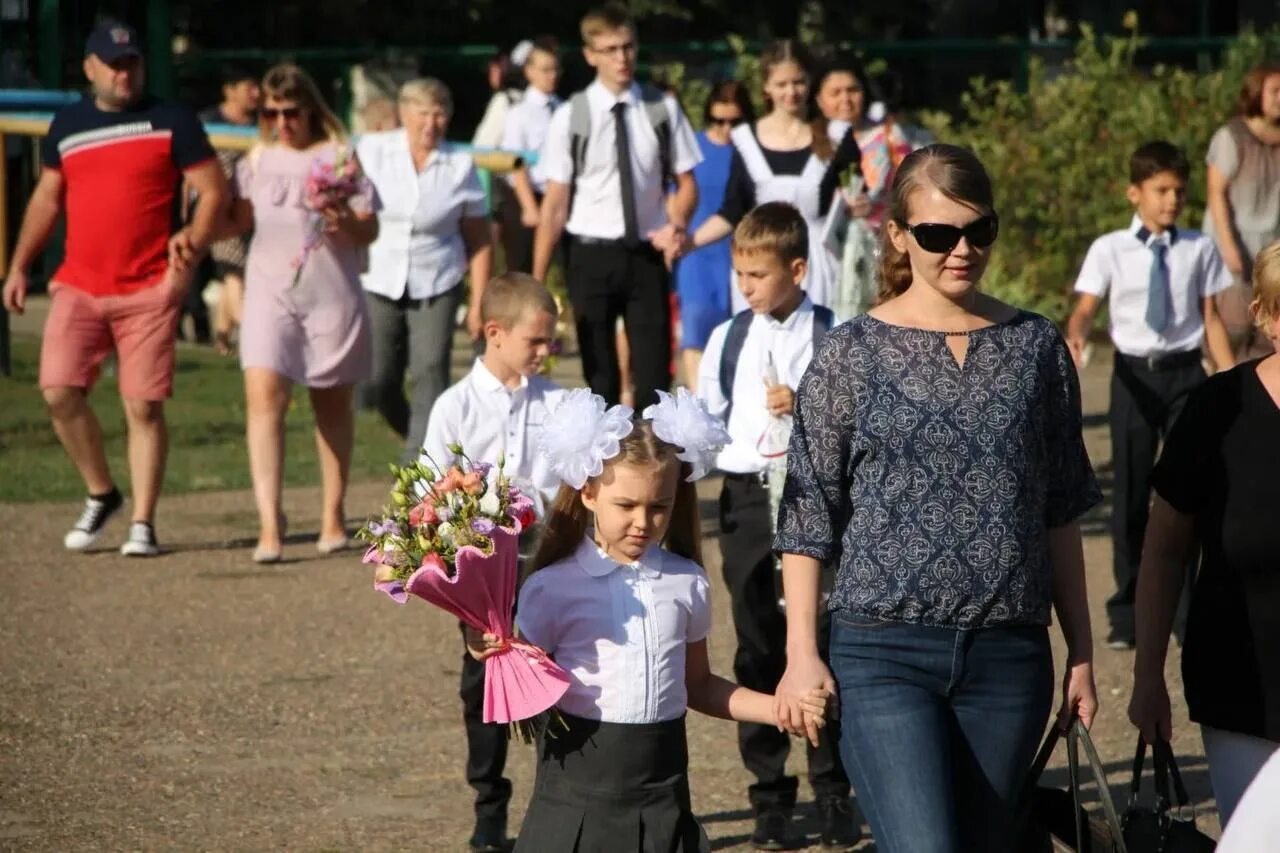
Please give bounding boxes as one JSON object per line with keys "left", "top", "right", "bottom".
{"left": 2, "top": 20, "right": 229, "bottom": 556}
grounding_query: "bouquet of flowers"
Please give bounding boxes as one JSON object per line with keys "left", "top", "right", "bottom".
{"left": 358, "top": 447, "right": 569, "bottom": 740}
{"left": 292, "top": 146, "right": 366, "bottom": 287}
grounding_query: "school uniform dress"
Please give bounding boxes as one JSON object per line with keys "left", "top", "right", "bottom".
{"left": 718, "top": 124, "right": 861, "bottom": 310}
{"left": 1073, "top": 215, "right": 1232, "bottom": 639}
{"left": 539, "top": 80, "right": 702, "bottom": 409}
{"left": 420, "top": 359, "right": 567, "bottom": 833}
{"left": 514, "top": 539, "right": 713, "bottom": 853}
{"left": 358, "top": 132, "right": 488, "bottom": 458}
{"left": 499, "top": 86, "right": 561, "bottom": 273}
{"left": 695, "top": 297, "right": 848, "bottom": 814}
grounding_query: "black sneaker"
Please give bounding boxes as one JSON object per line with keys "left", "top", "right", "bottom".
{"left": 751, "top": 808, "right": 794, "bottom": 851}
{"left": 1106, "top": 629, "right": 1136, "bottom": 651}
{"left": 120, "top": 521, "right": 160, "bottom": 557}
{"left": 468, "top": 817, "right": 507, "bottom": 853}
{"left": 64, "top": 489, "right": 124, "bottom": 550}
{"left": 817, "top": 796, "right": 862, "bottom": 850}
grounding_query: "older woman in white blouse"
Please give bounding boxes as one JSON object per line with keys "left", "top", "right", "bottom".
{"left": 357, "top": 78, "right": 493, "bottom": 459}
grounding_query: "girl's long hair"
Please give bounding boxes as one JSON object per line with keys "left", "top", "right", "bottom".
{"left": 758, "top": 39, "right": 834, "bottom": 163}
{"left": 259, "top": 62, "right": 347, "bottom": 144}
{"left": 525, "top": 420, "right": 702, "bottom": 580}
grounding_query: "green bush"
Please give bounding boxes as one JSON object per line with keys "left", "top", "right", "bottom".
{"left": 925, "top": 25, "right": 1280, "bottom": 321}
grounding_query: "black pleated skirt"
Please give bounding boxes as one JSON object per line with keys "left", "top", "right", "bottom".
{"left": 514, "top": 712, "right": 711, "bottom": 853}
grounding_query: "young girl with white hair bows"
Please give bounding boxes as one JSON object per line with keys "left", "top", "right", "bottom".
{"left": 467, "top": 387, "right": 833, "bottom": 852}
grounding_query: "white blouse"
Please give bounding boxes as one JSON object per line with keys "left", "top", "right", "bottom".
{"left": 357, "top": 131, "right": 486, "bottom": 300}
{"left": 516, "top": 539, "right": 712, "bottom": 724}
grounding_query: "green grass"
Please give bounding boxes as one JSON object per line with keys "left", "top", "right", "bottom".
{"left": 0, "top": 336, "right": 403, "bottom": 504}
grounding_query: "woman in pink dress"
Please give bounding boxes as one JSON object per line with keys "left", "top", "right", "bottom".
{"left": 224, "top": 63, "right": 379, "bottom": 562}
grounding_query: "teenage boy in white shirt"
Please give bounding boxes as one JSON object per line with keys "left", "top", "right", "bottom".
{"left": 532, "top": 3, "right": 702, "bottom": 410}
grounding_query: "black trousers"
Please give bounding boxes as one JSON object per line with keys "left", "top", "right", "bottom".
{"left": 459, "top": 622, "right": 511, "bottom": 824}
{"left": 1105, "top": 353, "right": 1206, "bottom": 637}
{"left": 718, "top": 473, "right": 849, "bottom": 812}
{"left": 500, "top": 183, "right": 537, "bottom": 275}
{"left": 566, "top": 238, "right": 671, "bottom": 409}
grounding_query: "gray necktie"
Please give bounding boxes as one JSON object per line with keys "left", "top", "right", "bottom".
{"left": 1145, "top": 241, "right": 1171, "bottom": 333}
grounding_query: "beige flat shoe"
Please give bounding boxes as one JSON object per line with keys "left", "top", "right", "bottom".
{"left": 316, "top": 536, "right": 349, "bottom": 555}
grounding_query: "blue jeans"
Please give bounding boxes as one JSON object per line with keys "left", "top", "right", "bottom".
{"left": 829, "top": 613, "right": 1053, "bottom": 853}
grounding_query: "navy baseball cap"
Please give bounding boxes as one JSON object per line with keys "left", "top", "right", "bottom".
{"left": 85, "top": 21, "right": 142, "bottom": 63}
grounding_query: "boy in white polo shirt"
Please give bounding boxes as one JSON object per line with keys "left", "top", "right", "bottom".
{"left": 1066, "top": 140, "right": 1235, "bottom": 650}
{"left": 421, "top": 271, "right": 565, "bottom": 853}
{"left": 697, "top": 202, "right": 857, "bottom": 852}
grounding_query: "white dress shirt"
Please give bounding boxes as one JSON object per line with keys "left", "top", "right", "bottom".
{"left": 697, "top": 297, "right": 829, "bottom": 474}
{"left": 1074, "top": 215, "right": 1232, "bottom": 357}
{"left": 357, "top": 132, "right": 487, "bottom": 300}
{"left": 500, "top": 86, "right": 560, "bottom": 193}
{"left": 539, "top": 80, "right": 702, "bottom": 240}
{"left": 421, "top": 358, "right": 568, "bottom": 511}
{"left": 516, "top": 539, "right": 712, "bottom": 724}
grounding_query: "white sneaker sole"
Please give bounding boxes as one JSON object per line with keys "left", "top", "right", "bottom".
{"left": 65, "top": 529, "right": 105, "bottom": 550}
{"left": 120, "top": 541, "right": 160, "bottom": 557}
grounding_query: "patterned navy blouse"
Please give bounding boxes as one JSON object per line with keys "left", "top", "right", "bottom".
{"left": 774, "top": 311, "right": 1101, "bottom": 629}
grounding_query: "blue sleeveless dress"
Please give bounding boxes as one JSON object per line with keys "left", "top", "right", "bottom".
{"left": 674, "top": 132, "right": 734, "bottom": 350}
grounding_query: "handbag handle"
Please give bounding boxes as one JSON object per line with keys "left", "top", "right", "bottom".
{"left": 1154, "top": 739, "right": 1193, "bottom": 810}
{"left": 1071, "top": 719, "right": 1129, "bottom": 852}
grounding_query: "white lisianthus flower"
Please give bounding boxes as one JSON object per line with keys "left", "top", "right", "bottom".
{"left": 437, "top": 522, "right": 456, "bottom": 542}
{"left": 479, "top": 492, "right": 500, "bottom": 516}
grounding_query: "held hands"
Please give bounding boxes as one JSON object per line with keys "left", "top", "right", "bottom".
{"left": 781, "top": 687, "right": 836, "bottom": 748}
{"left": 648, "top": 223, "right": 691, "bottom": 270}
{"left": 774, "top": 652, "right": 838, "bottom": 748}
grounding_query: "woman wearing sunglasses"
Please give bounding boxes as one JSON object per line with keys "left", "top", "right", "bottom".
{"left": 772, "top": 144, "right": 1101, "bottom": 852}
{"left": 672, "top": 81, "right": 755, "bottom": 389}
{"left": 219, "top": 63, "right": 379, "bottom": 563}
{"left": 688, "top": 40, "right": 862, "bottom": 311}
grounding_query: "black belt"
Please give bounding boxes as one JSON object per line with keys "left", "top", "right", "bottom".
{"left": 1116, "top": 350, "right": 1202, "bottom": 372}
{"left": 570, "top": 234, "right": 647, "bottom": 251}
{"left": 722, "top": 470, "right": 768, "bottom": 485}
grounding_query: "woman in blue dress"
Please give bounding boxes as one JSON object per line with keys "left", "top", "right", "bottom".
{"left": 675, "top": 81, "right": 754, "bottom": 390}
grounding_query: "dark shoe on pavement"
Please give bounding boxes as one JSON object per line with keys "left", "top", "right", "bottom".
{"left": 64, "top": 489, "right": 124, "bottom": 550}
{"left": 751, "top": 808, "right": 794, "bottom": 851}
{"left": 468, "top": 817, "right": 507, "bottom": 853}
{"left": 1106, "top": 629, "right": 1136, "bottom": 650}
{"left": 817, "top": 795, "right": 862, "bottom": 850}
{"left": 120, "top": 521, "right": 160, "bottom": 557}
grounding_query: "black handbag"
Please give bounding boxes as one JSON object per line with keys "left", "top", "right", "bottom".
{"left": 1122, "top": 737, "right": 1216, "bottom": 853}
{"left": 1019, "top": 719, "right": 1128, "bottom": 852}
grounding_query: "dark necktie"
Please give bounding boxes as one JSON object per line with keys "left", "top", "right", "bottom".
{"left": 1145, "top": 241, "right": 1171, "bottom": 333}
{"left": 611, "top": 102, "right": 640, "bottom": 246}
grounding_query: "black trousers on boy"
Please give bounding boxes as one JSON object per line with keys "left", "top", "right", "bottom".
{"left": 566, "top": 237, "right": 671, "bottom": 409}
{"left": 459, "top": 623, "right": 511, "bottom": 828}
{"left": 1105, "top": 351, "right": 1205, "bottom": 640}
{"left": 718, "top": 472, "right": 850, "bottom": 813}
{"left": 499, "top": 183, "right": 538, "bottom": 275}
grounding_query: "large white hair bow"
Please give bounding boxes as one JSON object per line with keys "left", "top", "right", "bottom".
{"left": 643, "top": 388, "right": 730, "bottom": 482}
{"left": 538, "top": 388, "right": 634, "bottom": 490}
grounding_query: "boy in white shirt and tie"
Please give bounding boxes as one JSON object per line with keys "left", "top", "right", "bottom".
{"left": 421, "top": 272, "right": 566, "bottom": 853}
{"left": 532, "top": 3, "right": 702, "bottom": 410}
{"left": 1066, "top": 140, "right": 1235, "bottom": 650}
{"left": 696, "top": 202, "right": 858, "bottom": 851}
{"left": 499, "top": 37, "right": 561, "bottom": 274}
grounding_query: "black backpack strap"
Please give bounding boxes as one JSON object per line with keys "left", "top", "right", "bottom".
{"left": 812, "top": 304, "right": 835, "bottom": 351}
{"left": 718, "top": 309, "right": 754, "bottom": 426}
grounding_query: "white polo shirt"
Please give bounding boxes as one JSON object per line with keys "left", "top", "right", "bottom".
{"left": 500, "top": 86, "right": 560, "bottom": 193}
{"left": 516, "top": 538, "right": 712, "bottom": 724}
{"left": 357, "top": 132, "right": 486, "bottom": 300}
{"left": 1074, "top": 215, "right": 1232, "bottom": 357}
{"left": 420, "top": 358, "right": 568, "bottom": 512}
{"left": 538, "top": 80, "right": 701, "bottom": 240}
{"left": 696, "top": 297, "right": 830, "bottom": 475}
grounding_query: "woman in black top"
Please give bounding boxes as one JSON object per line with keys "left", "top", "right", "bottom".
{"left": 771, "top": 145, "right": 1101, "bottom": 853}
{"left": 1130, "top": 239, "right": 1280, "bottom": 827}
{"left": 689, "top": 40, "right": 862, "bottom": 310}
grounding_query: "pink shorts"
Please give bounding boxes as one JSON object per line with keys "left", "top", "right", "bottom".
{"left": 39, "top": 282, "right": 181, "bottom": 401}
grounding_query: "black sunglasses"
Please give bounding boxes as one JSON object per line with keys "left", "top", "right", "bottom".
{"left": 901, "top": 215, "right": 999, "bottom": 253}
{"left": 708, "top": 116, "right": 740, "bottom": 127}
{"left": 261, "top": 107, "right": 302, "bottom": 121}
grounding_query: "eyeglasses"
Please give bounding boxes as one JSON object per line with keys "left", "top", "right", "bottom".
{"left": 708, "top": 116, "right": 741, "bottom": 127}
{"left": 260, "top": 107, "right": 301, "bottom": 121}
{"left": 900, "top": 215, "right": 999, "bottom": 253}
{"left": 591, "top": 41, "right": 636, "bottom": 58}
